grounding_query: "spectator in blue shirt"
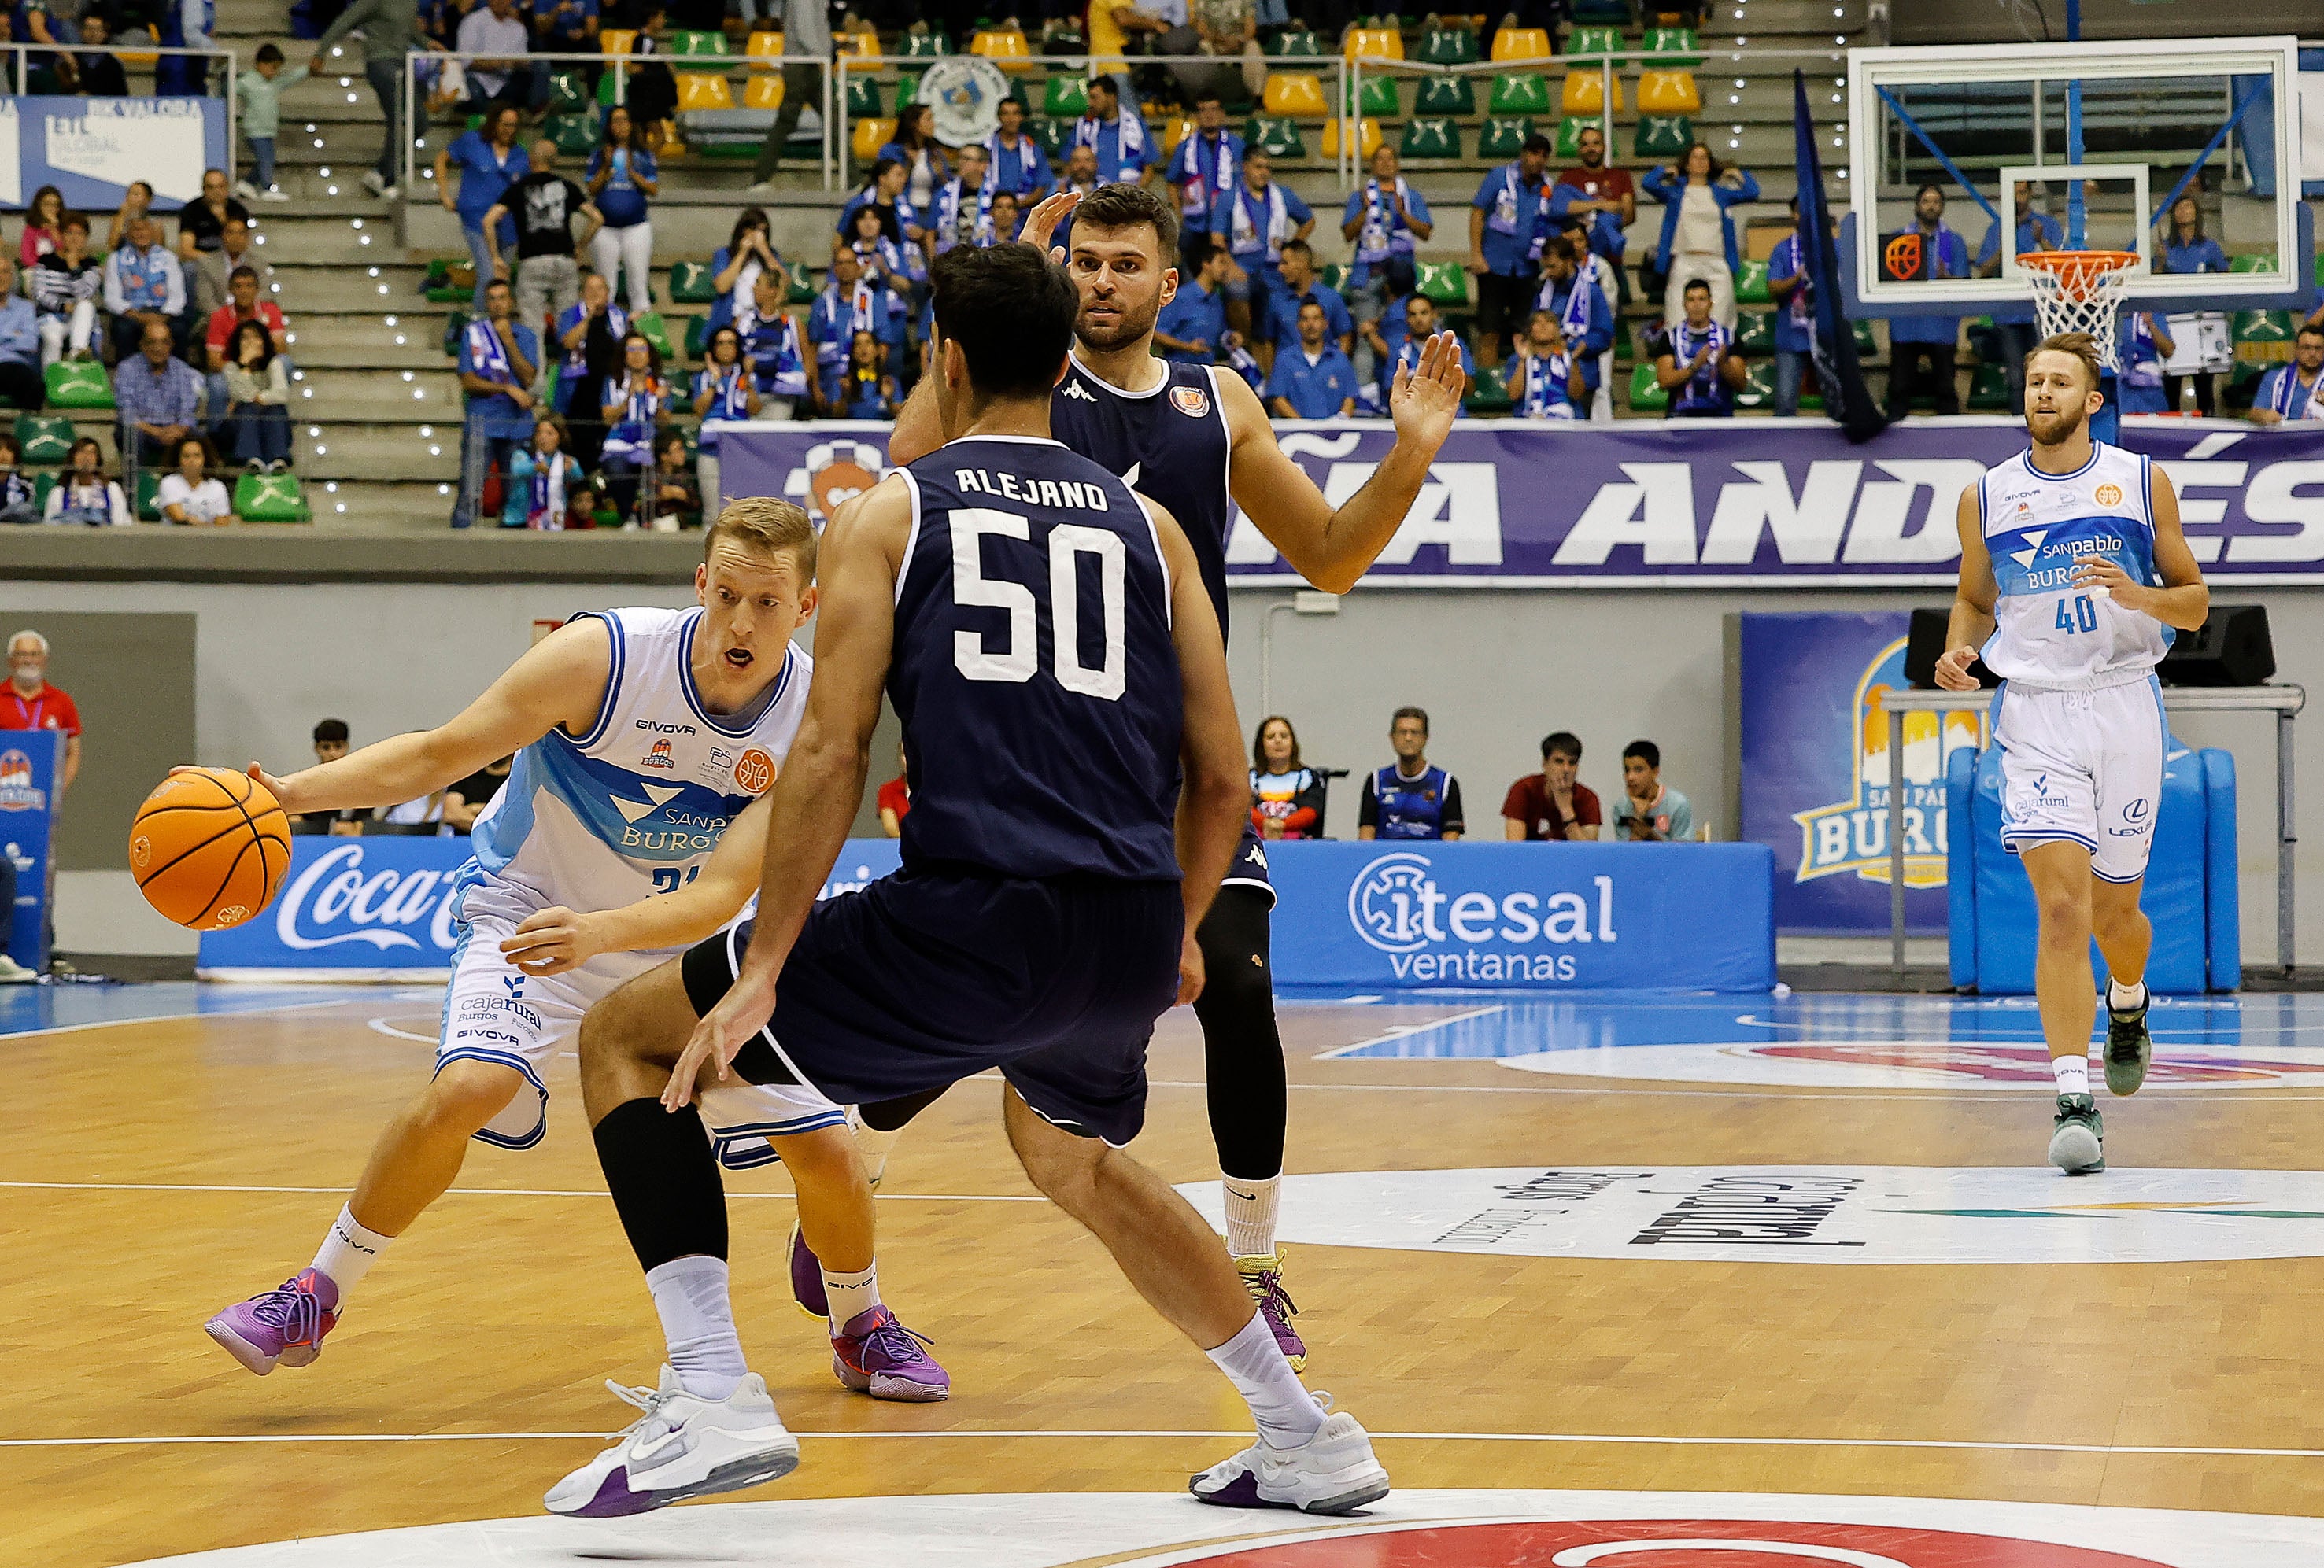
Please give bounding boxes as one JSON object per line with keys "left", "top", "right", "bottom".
{"left": 1269, "top": 241, "right": 1352, "bottom": 359}
{"left": 1341, "top": 145, "right": 1432, "bottom": 386}
{"left": 114, "top": 318, "right": 208, "bottom": 467}
{"left": 1264, "top": 300, "right": 1358, "bottom": 419}
{"left": 1656, "top": 279, "right": 1746, "bottom": 418}
{"left": 807, "top": 249, "right": 904, "bottom": 412}
{"left": 0, "top": 257, "right": 42, "bottom": 411}
{"left": 982, "top": 98, "right": 1055, "bottom": 202}
{"left": 434, "top": 105, "right": 530, "bottom": 308}
{"left": 453, "top": 279, "right": 539, "bottom": 528}
{"left": 1073, "top": 76, "right": 1152, "bottom": 185}
{"left": 1883, "top": 184, "right": 1970, "bottom": 419}
{"left": 1154, "top": 237, "right": 1230, "bottom": 365}
{"left": 1642, "top": 142, "right": 1760, "bottom": 331}
{"left": 1506, "top": 308, "right": 1585, "bottom": 420}
{"left": 1531, "top": 236, "right": 1613, "bottom": 398}
{"left": 1372, "top": 294, "right": 1472, "bottom": 415}
{"left": 530, "top": 0, "right": 597, "bottom": 73}
{"left": 2249, "top": 326, "right": 2324, "bottom": 426}
{"left": 585, "top": 105, "right": 659, "bottom": 317}
{"left": 2115, "top": 309, "right": 2174, "bottom": 415}
{"left": 1166, "top": 94, "right": 1243, "bottom": 240}
{"left": 1210, "top": 149, "right": 1313, "bottom": 371}
{"left": 1468, "top": 133, "right": 1553, "bottom": 373}
{"left": 2158, "top": 192, "right": 2228, "bottom": 415}
{"left": 1976, "top": 180, "right": 2064, "bottom": 408}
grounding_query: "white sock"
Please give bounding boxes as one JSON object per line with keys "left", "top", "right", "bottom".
{"left": 822, "top": 1261, "right": 880, "bottom": 1336}
{"left": 1205, "top": 1311, "right": 1324, "bottom": 1450}
{"left": 2108, "top": 976, "right": 2148, "bottom": 1012}
{"left": 645, "top": 1255, "right": 748, "bottom": 1400}
{"left": 2053, "top": 1053, "right": 2090, "bottom": 1097}
{"left": 854, "top": 1123, "right": 904, "bottom": 1190}
{"left": 1222, "top": 1173, "right": 1281, "bottom": 1264}
{"left": 311, "top": 1205, "right": 393, "bottom": 1297}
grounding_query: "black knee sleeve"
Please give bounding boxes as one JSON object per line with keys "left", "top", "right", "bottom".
{"left": 593, "top": 1098, "right": 728, "bottom": 1273}
{"left": 1192, "top": 887, "right": 1288, "bottom": 1182}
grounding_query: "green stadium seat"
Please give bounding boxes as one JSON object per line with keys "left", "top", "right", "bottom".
{"left": 896, "top": 72, "right": 922, "bottom": 108}
{"left": 546, "top": 70, "right": 589, "bottom": 113}
{"left": 1642, "top": 27, "right": 1702, "bottom": 67}
{"left": 1318, "top": 263, "right": 1350, "bottom": 294}
{"left": 1041, "top": 72, "right": 1088, "bottom": 117}
{"left": 1735, "top": 257, "right": 1771, "bottom": 304}
{"left": 1735, "top": 357, "right": 1773, "bottom": 410}
{"left": 31, "top": 471, "right": 55, "bottom": 512}
{"left": 788, "top": 260, "right": 816, "bottom": 304}
{"left": 43, "top": 360, "right": 112, "bottom": 409}
{"left": 670, "top": 29, "right": 724, "bottom": 68}
{"left": 441, "top": 309, "right": 470, "bottom": 357}
{"left": 1733, "top": 310, "right": 1773, "bottom": 356}
{"left": 13, "top": 414, "right": 74, "bottom": 466}
{"left": 234, "top": 471, "right": 310, "bottom": 522}
{"left": 1852, "top": 319, "right": 1879, "bottom": 360}
{"left": 634, "top": 311, "right": 674, "bottom": 362}
{"left": 1464, "top": 372, "right": 1515, "bottom": 416}
{"left": 1628, "top": 361, "right": 1669, "bottom": 412}
{"left": 1418, "top": 23, "right": 1478, "bottom": 67}
{"left": 1635, "top": 113, "right": 1691, "bottom": 159}
{"left": 845, "top": 77, "right": 883, "bottom": 118}
{"left": 2228, "top": 252, "right": 2278, "bottom": 274}
{"left": 1488, "top": 73, "right": 1551, "bottom": 115}
{"left": 667, "top": 260, "right": 718, "bottom": 304}
{"left": 545, "top": 112, "right": 597, "bottom": 157}
{"left": 135, "top": 470, "right": 161, "bottom": 521}
{"left": 1242, "top": 116, "right": 1306, "bottom": 158}
{"left": 1265, "top": 28, "right": 1321, "bottom": 57}
{"left": 1342, "top": 75, "right": 1399, "bottom": 116}
{"left": 2232, "top": 309, "right": 2293, "bottom": 345}
{"left": 1414, "top": 76, "right": 1474, "bottom": 115}
{"left": 1416, "top": 261, "right": 1469, "bottom": 307}
{"left": 1398, "top": 116, "right": 1461, "bottom": 160}
{"left": 1477, "top": 117, "right": 1534, "bottom": 160}
{"left": 684, "top": 315, "right": 710, "bottom": 359}
{"left": 902, "top": 27, "right": 951, "bottom": 57}
{"left": 1562, "top": 25, "right": 1624, "bottom": 61}
{"left": 1966, "top": 362, "right": 2012, "bottom": 409}
{"left": 1555, "top": 116, "right": 1604, "bottom": 157}
{"left": 1030, "top": 116, "right": 1074, "bottom": 162}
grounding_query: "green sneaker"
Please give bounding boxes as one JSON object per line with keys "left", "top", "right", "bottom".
{"left": 2104, "top": 988, "right": 2152, "bottom": 1097}
{"left": 2048, "top": 1093, "right": 2105, "bottom": 1175}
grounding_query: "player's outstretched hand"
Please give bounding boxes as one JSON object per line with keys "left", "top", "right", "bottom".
{"left": 1390, "top": 330, "right": 1466, "bottom": 452}
{"left": 171, "top": 762, "right": 297, "bottom": 810}
{"left": 1176, "top": 930, "right": 1206, "bottom": 1007}
{"left": 1018, "top": 188, "right": 1083, "bottom": 266}
{"left": 663, "top": 965, "right": 776, "bottom": 1111}
{"left": 1932, "top": 646, "right": 1982, "bottom": 692}
{"left": 501, "top": 906, "right": 598, "bottom": 976}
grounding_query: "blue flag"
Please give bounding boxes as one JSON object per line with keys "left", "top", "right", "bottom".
{"left": 1794, "top": 70, "right": 1888, "bottom": 442}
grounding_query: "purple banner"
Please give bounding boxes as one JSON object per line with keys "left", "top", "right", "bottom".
{"left": 717, "top": 416, "right": 2324, "bottom": 586}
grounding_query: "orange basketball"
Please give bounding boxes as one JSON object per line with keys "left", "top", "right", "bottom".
{"left": 128, "top": 768, "right": 293, "bottom": 931}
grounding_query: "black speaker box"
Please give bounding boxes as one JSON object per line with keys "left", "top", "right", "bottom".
{"left": 2158, "top": 605, "right": 2275, "bottom": 688}
{"left": 1905, "top": 607, "right": 1997, "bottom": 689}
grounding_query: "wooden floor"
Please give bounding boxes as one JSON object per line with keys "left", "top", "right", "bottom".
{"left": 8, "top": 989, "right": 2324, "bottom": 1566}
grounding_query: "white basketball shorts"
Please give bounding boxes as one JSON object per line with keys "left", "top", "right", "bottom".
{"left": 1993, "top": 673, "right": 2167, "bottom": 885}
{"left": 435, "top": 911, "right": 846, "bottom": 1168}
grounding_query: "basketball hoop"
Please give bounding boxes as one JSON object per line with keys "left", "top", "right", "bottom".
{"left": 2019, "top": 250, "right": 2140, "bottom": 372}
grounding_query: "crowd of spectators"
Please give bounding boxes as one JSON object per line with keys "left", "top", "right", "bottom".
{"left": 294, "top": 716, "right": 513, "bottom": 833}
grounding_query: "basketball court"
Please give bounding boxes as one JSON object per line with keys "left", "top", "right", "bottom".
{"left": 9, "top": 983, "right": 2324, "bottom": 1566}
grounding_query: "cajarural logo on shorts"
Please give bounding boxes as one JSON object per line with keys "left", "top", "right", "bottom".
{"left": 1347, "top": 850, "right": 1613, "bottom": 983}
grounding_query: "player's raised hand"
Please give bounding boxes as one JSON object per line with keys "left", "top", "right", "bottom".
{"left": 663, "top": 965, "right": 776, "bottom": 1111}
{"left": 1389, "top": 329, "right": 1466, "bottom": 449}
{"left": 1018, "top": 188, "right": 1083, "bottom": 265}
{"left": 501, "top": 906, "right": 599, "bottom": 976}
{"left": 1932, "top": 645, "right": 1982, "bottom": 692}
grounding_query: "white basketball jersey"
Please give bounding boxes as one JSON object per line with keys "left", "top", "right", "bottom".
{"left": 1976, "top": 441, "right": 2173, "bottom": 689}
{"left": 457, "top": 607, "right": 810, "bottom": 939}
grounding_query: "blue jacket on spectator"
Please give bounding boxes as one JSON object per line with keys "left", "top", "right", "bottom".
{"left": 1377, "top": 325, "right": 1473, "bottom": 414}
{"left": 445, "top": 129, "right": 529, "bottom": 243}
{"left": 457, "top": 317, "right": 540, "bottom": 439}
{"left": 1642, "top": 165, "right": 1761, "bottom": 277}
{"left": 1343, "top": 175, "right": 1430, "bottom": 286}
{"left": 1470, "top": 161, "right": 1549, "bottom": 276}
{"left": 1167, "top": 129, "right": 1244, "bottom": 237}
{"left": 0, "top": 295, "right": 37, "bottom": 368}
{"left": 982, "top": 129, "right": 1055, "bottom": 201}
{"left": 1270, "top": 279, "right": 1353, "bottom": 352}
{"left": 2116, "top": 312, "right": 2170, "bottom": 414}
{"left": 1532, "top": 272, "right": 1613, "bottom": 388}
{"left": 1155, "top": 279, "right": 1227, "bottom": 363}
{"left": 2160, "top": 233, "right": 2229, "bottom": 276}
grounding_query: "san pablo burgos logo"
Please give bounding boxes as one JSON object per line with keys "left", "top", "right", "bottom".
{"left": 1347, "top": 850, "right": 1612, "bottom": 983}
{"left": 1793, "top": 634, "right": 1982, "bottom": 890}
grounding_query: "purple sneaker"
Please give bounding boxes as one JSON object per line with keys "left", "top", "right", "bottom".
{"left": 205, "top": 1267, "right": 341, "bottom": 1376}
{"left": 831, "top": 1305, "right": 948, "bottom": 1402}
{"left": 788, "top": 1224, "right": 827, "bottom": 1320}
{"left": 1236, "top": 1253, "right": 1306, "bottom": 1373}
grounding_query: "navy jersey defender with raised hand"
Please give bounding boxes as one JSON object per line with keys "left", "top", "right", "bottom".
{"left": 874, "top": 182, "right": 1469, "bottom": 1367}
{"left": 552, "top": 242, "right": 1394, "bottom": 1522}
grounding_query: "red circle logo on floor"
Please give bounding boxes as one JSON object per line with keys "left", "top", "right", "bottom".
{"left": 1176, "top": 1519, "right": 2180, "bottom": 1567}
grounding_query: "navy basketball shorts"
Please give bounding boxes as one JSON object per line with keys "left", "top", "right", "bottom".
{"left": 1218, "top": 823, "right": 1277, "bottom": 908}
{"left": 680, "top": 868, "right": 1184, "bottom": 1148}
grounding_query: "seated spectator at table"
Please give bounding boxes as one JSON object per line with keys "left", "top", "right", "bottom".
{"left": 597, "top": 329, "right": 670, "bottom": 522}
{"left": 157, "top": 436, "right": 236, "bottom": 526}
{"left": 1269, "top": 241, "right": 1352, "bottom": 360}
{"left": 1369, "top": 294, "right": 1472, "bottom": 414}
{"left": 103, "top": 213, "right": 186, "bottom": 364}
{"left": 1210, "top": 149, "right": 1311, "bottom": 370}
{"left": 502, "top": 411, "right": 591, "bottom": 529}
{"left": 930, "top": 145, "right": 999, "bottom": 256}
{"left": 1249, "top": 714, "right": 1325, "bottom": 841}
{"left": 1503, "top": 731, "right": 1599, "bottom": 841}
{"left": 205, "top": 266, "right": 291, "bottom": 415}
{"left": 116, "top": 320, "right": 207, "bottom": 470}
{"left": 294, "top": 720, "right": 372, "bottom": 835}
{"left": 877, "top": 741, "right": 911, "bottom": 837}
{"left": 1657, "top": 279, "right": 1745, "bottom": 418}
{"left": 445, "top": 754, "right": 513, "bottom": 830}
{"left": 2115, "top": 310, "right": 2174, "bottom": 415}
{"left": 42, "top": 437, "right": 131, "bottom": 526}
{"left": 2250, "top": 325, "right": 2324, "bottom": 426}
{"left": 0, "top": 434, "right": 38, "bottom": 524}
{"left": 453, "top": 279, "right": 539, "bottom": 529}
{"left": 176, "top": 170, "right": 251, "bottom": 267}
{"left": 808, "top": 249, "right": 907, "bottom": 412}
{"left": 982, "top": 97, "right": 1055, "bottom": 203}
{"left": 0, "top": 260, "right": 41, "bottom": 411}
{"left": 1358, "top": 707, "right": 1463, "bottom": 841}
{"left": 1075, "top": 76, "right": 1152, "bottom": 186}
{"left": 59, "top": 13, "right": 129, "bottom": 96}
{"left": 1155, "top": 236, "right": 1230, "bottom": 365}
{"left": 1506, "top": 308, "right": 1583, "bottom": 420}
{"left": 1532, "top": 236, "right": 1612, "bottom": 401}
{"left": 838, "top": 330, "right": 899, "bottom": 419}
{"left": 706, "top": 208, "right": 785, "bottom": 334}
{"left": 31, "top": 215, "right": 102, "bottom": 369}
{"left": 1341, "top": 146, "right": 1431, "bottom": 367}
{"left": 219, "top": 319, "right": 294, "bottom": 473}
{"left": 1265, "top": 301, "right": 1358, "bottom": 419}
{"left": 458, "top": 0, "right": 542, "bottom": 114}
{"left": 1611, "top": 740, "right": 1694, "bottom": 842}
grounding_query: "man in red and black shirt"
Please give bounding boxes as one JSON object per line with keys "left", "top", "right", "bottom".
{"left": 1502, "top": 730, "right": 1599, "bottom": 841}
{"left": 3, "top": 629, "right": 81, "bottom": 799}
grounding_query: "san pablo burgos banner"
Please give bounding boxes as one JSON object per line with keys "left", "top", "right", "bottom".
{"left": 716, "top": 417, "right": 2324, "bottom": 586}
{"left": 1738, "top": 612, "right": 1986, "bottom": 936}
{"left": 0, "top": 97, "right": 225, "bottom": 211}
{"left": 201, "top": 835, "right": 1776, "bottom": 993}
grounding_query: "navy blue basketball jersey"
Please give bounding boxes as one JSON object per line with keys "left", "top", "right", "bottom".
{"left": 892, "top": 434, "right": 1183, "bottom": 882}
{"left": 1051, "top": 355, "right": 1236, "bottom": 640}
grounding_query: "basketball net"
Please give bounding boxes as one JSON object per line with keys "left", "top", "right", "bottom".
{"left": 2019, "top": 250, "right": 2139, "bottom": 374}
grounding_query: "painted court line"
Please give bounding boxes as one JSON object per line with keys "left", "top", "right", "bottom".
{"left": 1313, "top": 1005, "right": 1509, "bottom": 1060}
{"left": 0, "top": 997, "right": 361, "bottom": 1043}
{"left": 3, "top": 1430, "right": 2318, "bottom": 1459}
{"left": 0, "top": 1180, "right": 1042, "bottom": 1203}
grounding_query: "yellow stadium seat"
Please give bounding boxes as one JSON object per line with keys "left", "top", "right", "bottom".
{"left": 678, "top": 72, "right": 734, "bottom": 111}
{"left": 970, "top": 28, "right": 1032, "bottom": 71}
{"left": 117, "top": 23, "right": 159, "bottom": 66}
{"left": 744, "top": 31, "right": 785, "bottom": 68}
{"left": 1343, "top": 27, "right": 1403, "bottom": 61}
{"left": 599, "top": 28, "right": 636, "bottom": 54}
{"left": 1637, "top": 69, "right": 1700, "bottom": 114}
{"left": 1261, "top": 72, "right": 1328, "bottom": 116}
{"left": 1162, "top": 115, "right": 1196, "bottom": 153}
{"left": 1320, "top": 116, "right": 1382, "bottom": 160}
{"left": 1560, "top": 68, "right": 1624, "bottom": 115}
{"left": 744, "top": 74, "right": 785, "bottom": 109}
{"left": 838, "top": 24, "right": 881, "bottom": 65}
{"left": 1491, "top": 26, "right": 1552, "bottom": 62}
{"left": 852, "top": 116, "right": 895, "bottom": 164}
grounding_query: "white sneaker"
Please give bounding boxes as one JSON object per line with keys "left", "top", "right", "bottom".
{"left": 544, "top": 1367, "right": 800, "bottom": 1518}
{"left": 0, "top": 954, "right": 37, "bottom": 984}
{"left": 1189, "top": 1406, "right": 1390, "bottom": 1515}
{"left": 233, "top": 179, "right": 261, "bottom": 202}
{"left": 258, "top": 185, "right": 293, "bottom": 202}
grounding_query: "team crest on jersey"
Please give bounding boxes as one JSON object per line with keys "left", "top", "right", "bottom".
{"left": 733, "top": 748, "right": 775, "bottom": 794}
{"left": 642, "top": 738, "right": 676, "bottom": 771}
{"left": 1169, "top": 385, "right": 1210, "bottom": 418}
{"left": 2094, "top": 482, "right": 2124, "bottom": 507}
